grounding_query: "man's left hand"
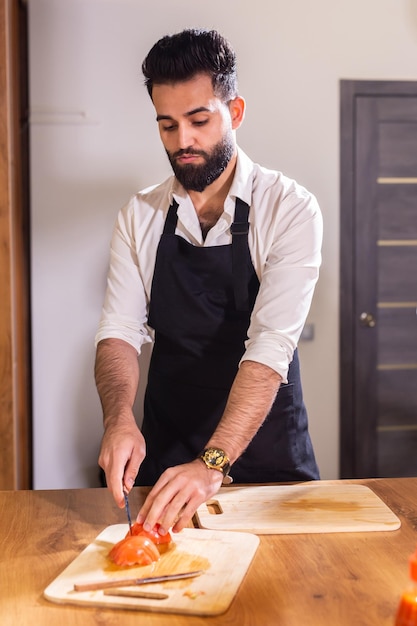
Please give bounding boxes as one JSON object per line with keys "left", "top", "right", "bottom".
{"left": 136, "top": 459, "right": 223, "bottom": 534}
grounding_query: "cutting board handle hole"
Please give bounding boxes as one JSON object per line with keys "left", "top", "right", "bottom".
{"left": 205, "top": 500, "right": 223, "bottom": 516}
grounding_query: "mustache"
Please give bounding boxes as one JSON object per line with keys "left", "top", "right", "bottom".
{"left": 172, "top": 148, "right": 209, "bottom": 159}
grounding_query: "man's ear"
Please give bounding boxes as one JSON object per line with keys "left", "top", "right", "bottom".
{"left": 229, "top": 96, "right": 246, "bottom": 130}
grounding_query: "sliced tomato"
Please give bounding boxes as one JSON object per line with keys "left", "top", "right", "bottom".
{"left": 127, "top": 522, "right": 172, "bottom": 550}
{"left": 108, "top": 534, "right": 160, "bottom": 567}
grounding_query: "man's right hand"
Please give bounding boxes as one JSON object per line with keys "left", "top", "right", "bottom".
{"left": 98, "top": 415, "right": 146, "bottom": 507}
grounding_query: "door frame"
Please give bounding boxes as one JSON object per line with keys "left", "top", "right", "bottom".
{"left": 0, "top": 0, "right": 32, "bottom": 489}
{"left": 340, "top": 79, "right": 417, "bottom": 478}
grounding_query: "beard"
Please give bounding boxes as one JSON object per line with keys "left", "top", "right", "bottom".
{"left": 166, "top": 133, "right": 235, "bottom": 192}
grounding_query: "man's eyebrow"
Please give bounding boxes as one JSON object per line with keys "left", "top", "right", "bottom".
{"left": 156, "top": 106, "right": 213, "bottom": 122}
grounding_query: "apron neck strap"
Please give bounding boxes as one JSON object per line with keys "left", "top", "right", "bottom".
{"left": 231, "top": 197, "right": 251, "bottom": 311}
{"left": 163, "top": 199, "right": 179, "bottom": 235}
{"left": 163, "top": 197, "right": 252, "bottom": 311}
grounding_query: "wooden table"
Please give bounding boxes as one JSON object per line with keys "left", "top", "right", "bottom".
{"left": 1, "top": 478, "right": 417, "bottom": 625}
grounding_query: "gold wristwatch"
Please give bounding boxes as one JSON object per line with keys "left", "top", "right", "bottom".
{"left": 199, "top": 447, "right": 231, "bottom": 482}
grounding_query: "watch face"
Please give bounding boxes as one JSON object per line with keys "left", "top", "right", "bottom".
{"left": 203, "top": 448, "right": 230, "bottom": 472}
{"left": 205, "top": 450, "right": 225, "bottom": 467}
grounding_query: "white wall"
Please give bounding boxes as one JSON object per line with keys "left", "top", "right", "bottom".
{"left": 29, "top": 0, "right": 417, "bottom": 488}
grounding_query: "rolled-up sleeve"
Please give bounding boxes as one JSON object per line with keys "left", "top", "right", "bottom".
{"left": 95, "top": 201, "right": 154, "bottom": 354}
{"left": 242, "top": 185, "right": 323, "bottom": 383}
{"left": 95, "top": 155, "right": 322, "bottom": 375}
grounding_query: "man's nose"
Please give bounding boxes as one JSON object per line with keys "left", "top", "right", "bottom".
{"left": 177, "top": 124, "right": 194, "bottom": 150}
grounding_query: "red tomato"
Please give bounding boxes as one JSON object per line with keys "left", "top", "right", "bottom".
{"left": 127, "top": 522, "right": 172, "bottom": 552}
{"left": 108, "top": 534, "right": 160, "bottom": 567}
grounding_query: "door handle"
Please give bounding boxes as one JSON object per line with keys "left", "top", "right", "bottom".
{"left": 359, "top": 312, "right": 376, "bottom": 327}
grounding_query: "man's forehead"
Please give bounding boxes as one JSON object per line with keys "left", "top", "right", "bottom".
{"left": 152, "top": 76, "right": 224, "bottom": 119}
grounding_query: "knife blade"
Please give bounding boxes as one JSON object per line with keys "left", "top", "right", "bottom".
{"left": 123, "top": 491, "right": 133, "bottom": 535}
{"left": 74, "top": 570, "right": 204, "bottom": 592}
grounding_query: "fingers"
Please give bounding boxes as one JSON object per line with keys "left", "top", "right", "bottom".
{"left": 107, "top": 458, "right": 128, "bottom": 508}
{"left": 137, "top": 461, "right": 223, "bottom": 534}
{"left": 123, "top": 454, "right": 141, "bottom": 493}
{"left": 171, "top": 500, "right": 200, "bottom": 533}
{"left": 99, "top": 444, "right": 128, "bottom": 506}
{"left": 98, "top": 422, "right": 146, "bottom": 507}
{"left": 135, "top": 471, "right": 175, "bottom": 529}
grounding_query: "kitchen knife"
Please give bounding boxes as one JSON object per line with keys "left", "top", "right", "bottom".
{"left": 123, "top": 491, "right": 133, "bottom": 535}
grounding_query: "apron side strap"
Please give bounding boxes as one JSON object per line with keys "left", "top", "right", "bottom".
{"left": 231, "top": 198, "right": 251, "bottom": 311}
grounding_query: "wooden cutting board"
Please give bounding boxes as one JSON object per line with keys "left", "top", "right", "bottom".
{"left": 195, "top": 483, "right": 401, "bottom": 534}
{"left": 44, "top": 525, "right": 259, "bottom": 616}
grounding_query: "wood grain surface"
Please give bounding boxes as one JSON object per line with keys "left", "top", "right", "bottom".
{"left": 195, "top": 483, "right": 401, "bottom": 533}
{"left": 1, "top": 479, "right": 417, "bottom": 626}
{"left": 44, "top": 525, "right": 259, "bottom": 615}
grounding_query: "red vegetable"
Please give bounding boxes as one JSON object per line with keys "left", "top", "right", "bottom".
{"left": 127, "top": 522, "right": 172, "bottom": 553}
{"left": 108, "top": 534, "right": 160, "bottom": 567}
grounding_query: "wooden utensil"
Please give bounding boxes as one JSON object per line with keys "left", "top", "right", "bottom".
{"left": 74, "top": 570, "right": 204, "bottom": 592}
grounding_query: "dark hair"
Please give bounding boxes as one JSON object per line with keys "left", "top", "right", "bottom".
{"left": 142, "top": 28, "right": 238, "bottom": 101}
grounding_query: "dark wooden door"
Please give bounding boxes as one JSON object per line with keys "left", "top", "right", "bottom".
{"left": 340, "top": 80, "right": 417, "bottom": 478}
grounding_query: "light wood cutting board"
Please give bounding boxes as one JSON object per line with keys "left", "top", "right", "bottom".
{"left": 195, "top": 483, "right": 401, "bottom": 534}
{"left": 44, "top": 525, "right": 259, "bottom": 616}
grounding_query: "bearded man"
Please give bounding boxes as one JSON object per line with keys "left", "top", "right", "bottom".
{"left": 95, "top": 28, "right": 322, "bottom": 536}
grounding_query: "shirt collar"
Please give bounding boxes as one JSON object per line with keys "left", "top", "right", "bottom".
{"left": 228, "top": 146, "right": 255, "bottom": 207}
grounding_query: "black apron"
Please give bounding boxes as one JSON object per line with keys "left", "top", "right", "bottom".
{"left": 136, "top": 198, "right": 319, "bottom": 485}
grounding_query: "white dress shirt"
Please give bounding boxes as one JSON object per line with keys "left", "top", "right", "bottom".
{"left": 95, "top": 147, "right": 322, "bottom": 383}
